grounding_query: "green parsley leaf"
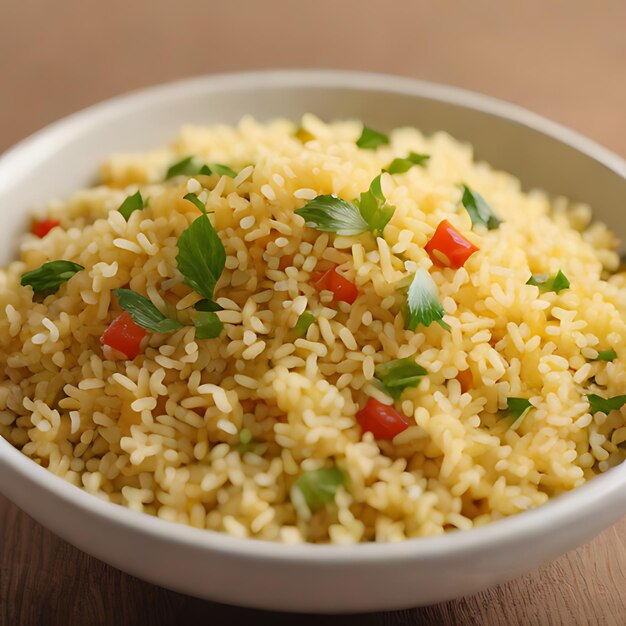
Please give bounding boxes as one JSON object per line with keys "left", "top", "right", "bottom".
{"left": 113, "top": 289, "right": 183, "bottom": 333}
{"left": 295, "top": 175, "right": 395, "bottom": 237}
{"left": 118, "top": 190, "right": 146, "bottom": 221}
{"left": 461, "top": 184, "right": 501, "bottom": 230}
{"left": 294, "top": 311, "right": 316, "bottom": 336}
{"left": 294, "top": 127, "right": 315, "bottom": 143}
{"left": 199, "top": 164, "right": 237, "bottom": 178}
{"left": 291, "top": 466, "right": 345, "bottom": 512}
{"left": 183, "top": 192, "right": 207, "bottom": 214}
{"left": 551, "top": 270, "right": 570, "bottom": 292}
{"left": 375, "top": 357, "right": 427, "bottom": 400}
{"left": 357, "top": 174, "right": 395, "bottom": 237}
{"left": 385, "top": 152, "right": 430, "bottom": 174}
{"left": 21, "top": 260, "right": 84, "bottom": 295}
{"left": 166, "top": 156, "right": 201, "bottom": 179}
{"left": 193, "top": 311, "right": 223, "bottom": 339}
{"left": 526, "top": 270, "right": 570, "bottom": 293}
{"left": 507, "top": 397, "right": 532, "bottom": 418}
{"left": 295, "top": 195, "right": 369, "bottom": 236}
{"left": 356, "top": 126, "right": 389, "bottom": 149}
{"left": 194, "top": 299, "right": 224, "bottom": 312}
{"left": 405, "top": 269, "right": 449, "bottom": 331}
{"left": 593, "top": 349, "right": 617, "bottom": 362}
{"left": 176, "top": 213, "right": 226, "bottom": 302}
{"left": 210, "top": 163, "right": 237, "bottom": 178}
{"left": 167, "top": 157, "right": 237, "bottom": 180}
{"left": 587, "top": 393, "right": 626, "bottom": 414}
{"left": 507, "top": 397, "right": 533, "bottom": 431}
{"left": 526, "top": 273, "right": 549, "bottom": 288}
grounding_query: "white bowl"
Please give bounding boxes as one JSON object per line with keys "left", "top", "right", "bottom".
{"left": 0, "top": 70, "right": 625, "bottom": 613}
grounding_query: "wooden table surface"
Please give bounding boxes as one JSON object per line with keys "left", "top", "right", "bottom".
{"left": 1, "top": 1, "right": 625, "bottom": 624}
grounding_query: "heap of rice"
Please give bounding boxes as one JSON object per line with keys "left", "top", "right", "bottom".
{"left": 1, "top": 115, "right": 625, "bottom": 543}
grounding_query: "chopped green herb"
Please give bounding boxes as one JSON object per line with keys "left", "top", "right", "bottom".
{"left": 294, "top": 311, "right": 316, "bottom": 336}
{"left": 385, "top": 152, "right": 430, "bottom": 174}
{"left": 291, "top": 466, "right": 345, "bottom": 512}
{"left": 210, "top": 163, "right": 237, "bottom": 178}
{"left": 295, "top": 195, "right": 369, "bottom": 236}
{"left": 295, "top": 174, "right": 394, "bottom": 237}
{"left": 526, "top": 270, "right": 570, "bottom": 293}
{"left": 357, "top": 174, "right": 395, "bottom": 236}
{"left": 194, "top": 299, "right": 224, "bottom": 312}
{"left": 587, "top": 393, "right": 626, "bottom": 414}
{"left": 21, "top": 260, "right": 84, "bottom": 295}
{"left": 176, "top": 212, "right": 226, "bottom": 302}
{"left": 165, "top": 156, "right": 200, "bottom": 179}
{"left": 593, "top": 349, "right": 617, "bottom": 362}
{"left": 375, "top": 357, "right": 427, "bottom": 399}
{"left": 294, "top": 127, "right": 315, "bottom": 143}
{"left": 167, "top": 157, "right": 237, "bottom": 180}
{"left": 183, "top": 192, "right": 207, "bottom": 214}
{"left": 527, "top": 273, "right": 549, "bottom": 288}
{"left": 507, "top": 397, "right": 533, "bottom": 431}
{"left": 551, "top": 270, "right": 570, "bottom": 293}
{"left": 507, "top": 397, "right": 532, "bottom": 418}
{"left": 198, "top": 163, "right": 237, "bottom": 178}
{"left": 114, "top": 289, "right": 183, "bottom": 333}
{"left": 405, "top": 269, "right": 449, "bottom": 331}
{"left": 192, "top": 311, "right": 223, "bottom": 339}
{"left": 356, "top": 126, "right": 389, "bottom": 149}
{"left": 461, "top": 184, "right": 501, "bottom": 230}
{"left": 117, "top": 190, "right": 145, "bottom": 221}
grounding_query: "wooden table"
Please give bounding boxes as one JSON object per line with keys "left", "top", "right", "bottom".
{"left": 1, "top": 1, "right": 625, "bottom": 623}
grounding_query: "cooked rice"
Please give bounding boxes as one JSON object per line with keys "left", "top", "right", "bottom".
{"left": 1, "top": 114, "right": 625, "bottom": 543}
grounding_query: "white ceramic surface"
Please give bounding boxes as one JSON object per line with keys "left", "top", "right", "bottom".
{"left": 0, "top": 70, "right": 625, "bottom": 613}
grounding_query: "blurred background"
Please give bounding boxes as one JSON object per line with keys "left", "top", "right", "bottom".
{"left": 2, "top": 1, "right": 625, "bottom": 155}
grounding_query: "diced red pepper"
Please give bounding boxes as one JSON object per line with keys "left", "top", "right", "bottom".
{"left": 31, "top": 218, "right": 60, "bottom": 238}
{"left": 356, "top": 397, "right": 409, "bottom": 440}
{"left": 424, "top": 220, "right": 479, "bottom": 269}
{"left": 101, "top": 312, "right": 147, "bottom": 360}
{"left": 456, "top": 369, "right": 473, "bottom": 393}
{"left": 278, "top": 254, "right": 294, "bottom": 271}
{"left": 314, "top": 267, "right": 358, "bottom": 304}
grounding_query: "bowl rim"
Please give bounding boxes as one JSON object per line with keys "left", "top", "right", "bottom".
{"left": 0, "top": 69, "right": 625, "bottom": 563}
